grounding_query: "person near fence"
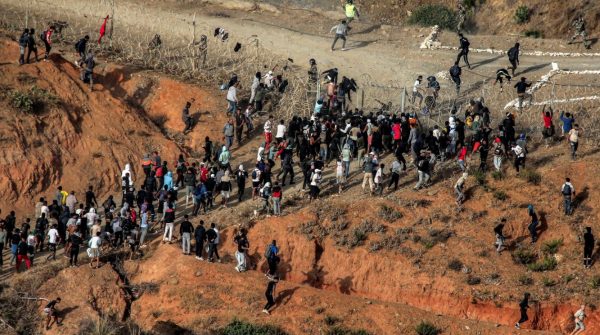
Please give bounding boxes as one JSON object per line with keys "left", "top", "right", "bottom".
{"left": 492, "top": 137, "right": 505, "bottom": 172}
{"left": 449, "top": 61, "right": 462, "bottom": 95}
{"left": 342, "top": 0, "right": 360, "bottom": 29}
{"left": 494, "top": 68, "right": 512, "bottom": 92}
{"left": 514, "top": 77, "right": 532, "bottom": 110}
{"left": 226, "top": 82, "right": 238, "bottom": 114}
{"left": 559, "top": 111, "right": 575, "bottom": 138}
{"left": 511, "top": 142, "right": 526, "bottom": 173}
{"left": 41, "top": 25, "right": 55, "bottom": 61}
{"left": 568, "top": 124, "right": 580, "bottom": 160}
{"left": 541, "top": 105, "right": 554, "bottom": 147}
{"left": 515, "top": 292, "right": 531, "bottom": 329}
{"left": 561, "top": 177, "right": 575, "bottom": 216}
{"left": 330, "top": 20, "right": 348, "bottom": 52}
{"left": 456, "top": 33, "right": 471, "bottom": 69}
{"left": 507, "top": 42, "right": 520, "bottom": 76}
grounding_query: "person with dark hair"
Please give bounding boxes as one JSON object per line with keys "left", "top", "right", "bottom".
{"left": 234, "top": 229, "right": 249, "bottom": 272}
{"left": 69, "top": 228, "right": 83, "bottom": 267}
{"left": 182, "top": 101, "right": 193, "bottom": 134}
{"left": 44, "top": 297, "right": 62, "bottom": 330}
{"left": 561, "top": 177, "right": 575, "bottom": 215}
{"left": 41, "top": 25, "right": 55, "bottom": 61}
{"left": 262, "top": 274, "right": 279, "bottom": 315}
{"left": 85, "top": 185, "right": 98, "bottom": 209}
{"left": 330, "top": 20, "right": 348, "bottom": 52}
{"left": 583, "top": 227, "right": 594, "bottom": 269}
{"left": 514, "top": 77, "right": 532, "bottom": 110}
{"left": 507, "top": 42, "right": 520, "bottom": 76}
{"left": 456, "top": 33, "right": 471, "bottom": 69}
{"left": 194, "top": 220, "right": 206, "bottom": 260}
{"left": 494, "top": 68, "right": 512, "bottom": 92}
{"left": 527, "top": 205, "right": 538, "bottom": 244}
{"left": 26, "top": 28, "right": 39, "bottom": 63}
{"left": 494, "top": 219, "right": 506, "bottom": 253}
{"left": 206, "top": 222, "right": 221, "bottom": 262}
{"left": 568, "top": 124, "right": 581, "bottom": 160}
{"left": 449, "top": 61, "right": 462, "bottom": 95}
{"left": 18, "top": 28, "right": 29, "bottom": 65}
{"left": 179, "top": 215, "right": 194, "bottom": 255}
{"left": 74, "top": 35, "right": 90, "bottom": 67}
{"left": 515, "top": 292, "right": 531, "bottom": 329}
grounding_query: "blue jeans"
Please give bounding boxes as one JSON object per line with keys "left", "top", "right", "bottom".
{"left": 564, "top": 196, "right": 572, "bottom": 215}
{"left": 528, "top": 221, "right": 538, "bottom": 242}
{"left": 225, "top": 136, "right": 233, "bottom": 149}
{"left": 227, "top": 100, "right": 236, "bottom": 114}
{"left": 343, "top": 160, "right": 350, "bottom": 178}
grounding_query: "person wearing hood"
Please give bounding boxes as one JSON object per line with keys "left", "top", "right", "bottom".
{"left": 309, "top": 169, "right": 322, "bottom": 202}
{"left": 220, "top": 171, "right": 232, "bottom": 208}
{"left": 527, "top": 205, "right": 539, "bottom": 244}
{"left": 260, "top": 182, "right": 272, "bottom": 214}
{"left": 164, "top": 171, "right": 174, "bottom": 191}
{"left": 122, "top": 164, "right": 134, "bottom": 187}
{"left": 219, "top": 145, "right": 231, "bottom": 169}
{"left": 455, "top": 172, "right": 468, "bottom": 205}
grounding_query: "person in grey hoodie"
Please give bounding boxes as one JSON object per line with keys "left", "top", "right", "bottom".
{"left": 223, "top": 120, "right": 235, "bottom": 149}
{"left": 330, "top": 20, "right": 348, "bottom": 51}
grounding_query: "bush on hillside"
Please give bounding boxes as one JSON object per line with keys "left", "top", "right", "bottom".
{"left": 512, "top": 248, "right": 537, "bottom": 265}
{"left": 542, "top": 239, "right": 563, "bottom": 255}
{"left": 519, "top": 169, "right": 541, "bottom": 185}
{"left": 514, "top": 6, "right": 530, "bottom": 24}
{"left": 219, "top": 319, "right": 288, "bottom": 335}
{"left": 415, "top": 321, "right": 441, "bottom": 335}
{"left": 524, "top": 30, "right": 543, "bottom": 38}
{"left": 326, "top": 326, "right": 370, "bottom": 335}
{"left": 408, "top": 5, "right": 457, "bottom": 31}
{"left": 9, "top": 85, "right": 59, "bottom": 114}
{"left": 527, "top": 257, "right": 557, "bottom": 272}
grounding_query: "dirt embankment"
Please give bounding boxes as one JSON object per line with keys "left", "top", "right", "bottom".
{"left": 0, "top": 37, "right": 226, "bottom": 215}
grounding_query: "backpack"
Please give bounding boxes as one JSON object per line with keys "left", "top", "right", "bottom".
{"left": 19, "top": 34, "right": 28, "bottom": 47}
{"left": 450, "top": 66, "right": 460, "bottom": 77}
{"left": 562, "top": 184, "right": 571, "bottom": 196}
{"left": 264, "top": 244, "right": 275, "bottom": 259}
{"left": 251, "top": 169, "right": 258, "bottom": 179}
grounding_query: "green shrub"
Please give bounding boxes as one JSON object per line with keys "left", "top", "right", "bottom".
{"left": 324, "top": 315, "right": 340, "bottom": 326}
{"left": 512, "top": 248, "right": 537, "bottom": 265}
{"left": 378, "top": 205, "right": 403, "bottom": 221}
{"left": 590, "top": 276, "right": 600, "bottom": 289}
{"left": 514, "top": 6, "right": 530, "bottom": 24}
{"left": 326, "top": 327, "right": 370, "bottom": 335}
{"left": 519, "top": 169, "right": 541, "bottom": 185}
{"left": 415, "top": 321, "right": 441, "bottom": 335}
{"left": 219, "top": 319, "right": 288, "bottom": 335}
{"left": 524, "top": 30, "right": 543, "bottom": 38}
{"left": 518, "top": 275, "right": 534, "bottom": 286}
{"left": 491, "top": 171, "right": 504, "bottom": 180}
{"left": 448, "top": 259, "right": 463, "bottom": 272}
{"left": 542, "top": 277, "right": 556, "bottom": 287}
{"left": 542, "top": 239, "right": 563, "bottom": 255}
{"left": 408, "top": 5, "right": 457, "bottom": 30}
{"left": 472, "top": 169, "right": 486, "bottom": 185}
{"left": 9, "top": 86, "right": 58, "bottom": 114}
{"left": 467, "top": 276, "right": 481, "bottom": 285}
{"left": 528, "top": 257, "right": 557, "bottom": 272}
{"left": 564, "top": 274, "right": 575, "bottom": 284}
{"left": 493, "top": 190, "right": 508, "bottom": 200}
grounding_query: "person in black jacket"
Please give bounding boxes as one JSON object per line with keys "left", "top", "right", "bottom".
{"left": 194, "top": 220, "right": 206, "bottom": 260}
{"left": 236, "top": 165, "right": 248, "bottom": 202}
{"left": 456, "top": 33, "right": 471, "bottom": 69}
{"left": 583, "top": 227, "right": 594, "bottom": 268}
{"left": 449, "top": 61, "right": 462, "bottom": 95}
{"left": 515, "top": 292, "right": 531, "bottom": 329}
{"left": 206, "top": 223, "right": 218, "bottom": 262}
{"left": 85, "top": 185, "right": 98, "bottom": 209}
{"left": 26, "top": 28, "right": 39, "bottom": 63}
{"left": 507, "top": 42, "right": 520, "bottom": 76}
{"left": 75, "top": 35, "right": 89, "bottom": 67}
{"left": 16, "top": 235, "right": 31, "bottom": 272}
{"left": 179, "top": 215, "right": 194, "bottom": 255}
{"left": 18, "top": 28, "right": 28, "bottom": 65}
{"left": 262, "top": 275, "right": 279, "bottom": 315}
{"left": 69, "top": 229, "right": 83, "bottom": 267}
{"left": 514, "top": 77, "right": 532, "bottom": 110}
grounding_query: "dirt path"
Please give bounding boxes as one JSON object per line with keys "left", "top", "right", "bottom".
{"left": 2, "top": 0, "right": 599, "bottom": 92}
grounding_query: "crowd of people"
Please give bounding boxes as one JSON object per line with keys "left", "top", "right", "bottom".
{"left": 3, "top": 2, "right": 597, "bottom": 330}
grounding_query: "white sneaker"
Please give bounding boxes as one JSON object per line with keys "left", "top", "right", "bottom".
{"left": 195, "top": 256, "right": 201, "bottom": 260}
{"left": 235, "top": 266, "right": 240, "bottom": 272}
{"left": 341, "top": 48, "right": 348, "bottom": 51}
{"left": 262, "top": 309, "right": 270, "bottom": 315}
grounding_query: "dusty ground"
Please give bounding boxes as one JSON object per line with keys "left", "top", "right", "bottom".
{"left": 1, "top": 1, "right": 600, "bottom": 334}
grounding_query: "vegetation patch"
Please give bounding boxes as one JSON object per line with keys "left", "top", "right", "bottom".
{"left": 518, "top": 275, "right": 534, "bottom": 286}
{"left": 378, "top": 205, "right": 403, "bottom": 221}
{"left": 512, "top": 248, "right": 537, "bottom": 265}
{"left": 527, "top": 257, "right": 557, "bottom": 272}
{"left": 542, "top": 239, "right": 563, "bottom": 255}
{"left": 415, "top": 321, "right": 441, "bottom": 335}
{"left": 219, "top": 319, "right": 288, "bottom": 335}
{"left": 519, "top": 169, "right": 541, "bottom": 185}
{"left": 514, "top": 6, "right": 530, "bottom": 24}
{"left": 9, "top": 85, "right": 59, "bottom": 114}
{"left": 408, "top": 5, "right": 457, "bottom": 31}
{"left": 326, "top": 327, "right": 370, "bottom": 335}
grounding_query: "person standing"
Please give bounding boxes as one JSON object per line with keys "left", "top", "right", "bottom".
{"left": 139, "top": 209, "right": 149, "bottom": 247}
{"left": 560, "top": 111, "right": 575, "bottom": 138}
{"left": 361, "top": 153, "right": 375, "bottom": 194}
{"left": 515, "top": 292, "right": 531, "bottom": 329}
{"left": 583, "top": 227, "right": 594, "bottom": 269}
{"left": 414, "top": 154, "right": 431, "bottom": 190}
{"left": 568, "top": 124, "right": 581, "bottom": 160}
{"left": 262, "top": 275, "right": 279, "bottom": 315}
{"left": 514, "top": 77, "right": 532, "bottom": 110}
{"left": 69, "top": 229, "right": 83, "bottom": 267}
{"left": 449, "top": 61, "right": 462, "bottom": 95}
{"left": 342, "top": 0, "right": 360, "bottom": 29}
{"left": 507, "top": 43, "right": 520, "bottom": 76}
{"left": 271, "top": 181, "right": 282, "bottom": 216}
{"left": 492, "top": 137, "right": 505, "bottom": 172}
{"left": 182, "top": 101, "right": 193, "bottom": 134}
{"left": 494, "top": 220, "right": 506, "bottom": 253}
{"left": 41, "top": 25, "right": 55, "bottom": 61}
{"left": 223, "top": 119, "right": 234, "bottom": 149}
{"left": 511, "top": 142, "right": 526, "bottom": 173}
{"left": 162, "top": 203, "right": 175, "bottom": 243}
{"left": 0, "top": 224, "right": 6, "bottom": 268}
{"left": 18, "top": 28, "right": 29, "bottom": 65}
{"left": 46, "top": 224, "right": 59, "bottom": 261}
{"left": 542, "top": 105, "right": 554, "bottom": 147}
{"left": 194, "top": 220, "right": 206, "bottom": 260}
{"left": 74, "top": 35, "right": 89, "bottom": 67}
{"left": 456, "top": 33, "right": 471, "bottom": 69}
{"left": 250, "top": 72, "right": 261, "bottom": 103}
{"left": 88, "top": 231, "right": 101, "bottom": 269}
{"left": 26, "top": 28, "right": 39, "bottom": 63}
{"left": 412, "top": 76, "right": 424, "bottom": 108}
{"left": 85, "top": 186, "right": 98, "bottom": 209}
{"left": 226, "top": 82, "right": 238, "bottom": 114}
{"left": 16, "top": 235, "right": 31, "bottom": 272}
{"left": 206, "top": 223, "right": 220, "bottom": 263}
{"left": 82, "top": 50, "right": 96, "bottom": 89}
{"left": 179, "top": 215, "right": 193, "bottom": 255}
{"left": 330, "top": 20, "right": 349, "bottom": 52}
{"left": 570, "top": 305, "right": 587, "bottom": 335}
{"left": 236, "top": 165, "right": 248, "bottom": 202}
{"left": 561, "top": 178, "right": 575, "bottom": 215}
{"left": 233, "top": 229, "right": 249, "bottom": 272}
{"left": 527, "top": 205, "right": 538, "bottom": 244}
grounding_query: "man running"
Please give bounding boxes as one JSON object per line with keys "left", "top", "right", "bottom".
{"left": 449, "top": 61, "right": 462, "bottom": 95}
{"left": 330, "top": 20, "right": 349, "bottom": 52}
{"left": 570, "top": 305, "right": 587, "bottom": 335}
{"left": 514, "top": 77, "right": 532, "bottom": 110}
{"left": 507, "top": 42, "right": 520, "bottom": 76}
{"left": 515, "top": 292, "right": 531, "bottom": 329}
{"left": 456, "top": 33, "right": 471, "bottom": 69}
{"left": 494, "top": 68, "right": 511, "bottom": 92}
{"left": 342, "top": 0, "right": 360, "bottom": 29}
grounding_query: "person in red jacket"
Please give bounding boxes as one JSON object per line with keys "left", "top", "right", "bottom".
{"left": 541, "top": 105, "right": 554, "bottom": 146}
{"left": 41, "top": 26, "right": 55, "bottom": 61}
{"left": 392, "top": 119, "right": 402, "bottom": 151}
{"left": 457, "top": 145, "right": 468, "bottom": 172}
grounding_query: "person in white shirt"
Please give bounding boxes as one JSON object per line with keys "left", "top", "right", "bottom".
{"left": 85, "top": 208, "right": 98, "bottom": 232}
{"left": 250, "top": 72, "right": 261, "bottom": 102}
{"left": 88, "top": 231, "right": 102, "bottom": 268}
{"left": 264, "top": 115, "right": 273, "bottom": 149}
{"left": 570, "top": 305, "right": 586, "bottom": 335}
{"left": 226, "top": 82, "right": 238, "bottom": 114}
{"left": 275, "top": 120, "right": 286, "bottom": 143}
{"left": 40, "top": 201, "right": 50, "bottom": 219}
{"left": 336, "top": 159, "right": 344, "bottom": 194}
{"left": 263, "top": 71, "right": 274, "bottom": 89}
{"left": 412, "top": 75, "right": 424, "bottom": 108}
{"left": 46, "top": 224, "right": 60, "bottom": 261}
{"left": 374, "top": 163, "right": 385, "bottom": 196}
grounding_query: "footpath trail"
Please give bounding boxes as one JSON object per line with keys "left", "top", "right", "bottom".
{"left": 2, "top": 0, "right": 600, "bottom": 90}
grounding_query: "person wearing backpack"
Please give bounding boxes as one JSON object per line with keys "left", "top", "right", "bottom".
{"left": 510, "top": 142, "right": 526, "bottom": 173}
{"left": 361, "top": 153, "right": 375, "bottom": 194}
{"left": 26, "top": 28, "right": 39, "bottom": 64}
{"left": 507, "top": 42, "right": 520, "bottom": 76}
{"left": 260, "top": 182, "right": 272, "bottom": 214}
{"left": 456, "top": 33, "right": 471, "bottom": 69}
{"left": 40, "top": 26, "right": 55, "bottom": 61}
{"left": 561, "top": 178, "right": 575, "bottom": 216}
{"left": 74, "top": 35, "right": 89, "bottom": 67}
{"left": 18, "top": 28, "right": 29, "bottom": 65}
{"left": 264, "top": 240, "right": 279, "bottom": 277}
{"left": 449, "top": 61, "right": 462, "bottom": 95}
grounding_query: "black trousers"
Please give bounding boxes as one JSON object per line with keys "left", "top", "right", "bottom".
{"left": 237, "top": 183, "right": 245, "bottom": 202}
{"left": 264, "top": 293, "right": 275, "bottom": 310}
{"left": 389, "top": 172, "right": 400, "bottom": 190}
{"left": 195, "top": 239, "right": 204, "bottom": 258}
{"left": 70, "top": 247, "right": 79, "bottom": 265}
{"left": 26, "top": 47, "right": 38, "bottom": 63}
{"left": 278, "top": 167, "right": 294, "bottom": 185}
{"left": 518, "top": 309, "right": 528, "bottom": 323}
{"left": 43, "top": 41, "right": 51, "bottom": 59}
{"left": 456, "top": 50, "right": 470, "bottom": 68}
{"left": 509, "top": 59, "right": 518, "bottom": 75}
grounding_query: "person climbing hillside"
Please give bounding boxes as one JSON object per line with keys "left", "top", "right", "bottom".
{"left": 568, "top": 124, "right": 581, "bottom": 160}
{"left": 583, "top": 227, "right": 594, "bottom": 269}
{"left": 456, "top": 33, "right": 471, "bottom": 69}
{"left": 541, "top": 105, "right": 554, "bottom": 147}
{"left": 570, "top": 305, "right": 587, "bottom": 335}
{"left": 454, "top": 172, "right": 468, "bottom": 205}
{"left": 40, "top": 25, "right": 55, "bottom": 61}
{"left": 26, "top": 28, "right": 39, "bottom": 63}
{"left": 44, "top": 297, "right": 62, "bottom": 330}
{"left": 560, "top": 111, "right": 575, "bottom": 138}
{"left": 515, "top": 292, "right": 531, "bottom": 329}
{"left": 182, "top": 100, "right": 194, "bottom": 134}
{"left": 18, "top": 28, "right": 28, "bottom": 65}
{"left": 494, "top": 68, "right": 511, "bottom": 92}
{"left": 514, "top": 77, "right": 532, "bottom": 110}
{"left": 507, "top": 42, "right": 520, "bottom": 76}
{"left": 262, "top": 274, "right": 279, "bottom": 315}
{"left": 510, "top": 142, "right": 526, "bottom": 173}
{"left": 561, "top": 177, "right": 575, "bottom": 216}
{"left": 494, "top": 219, "right": 506, "bottom": 253}
{"left": 74, "top": 35, "right": 89, "bottom": 67}
{"left": 449, "top": 61, "right": 462, "bottom": 95}
{"left": 233, "top": 228, "right": 249, "bottom": 272}
{"left": 527, "top": 205, "right": 538, "bottom": 244}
